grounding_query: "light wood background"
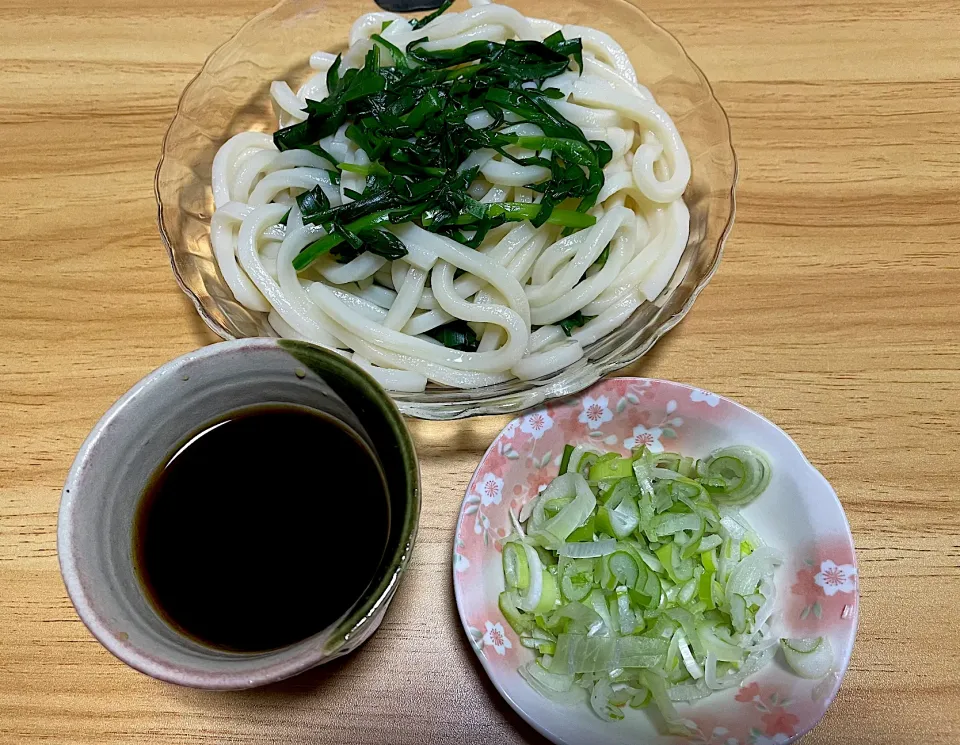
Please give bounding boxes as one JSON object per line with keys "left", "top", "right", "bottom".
{"left": 1, "top": 0, "right": 958, "bottom": 742}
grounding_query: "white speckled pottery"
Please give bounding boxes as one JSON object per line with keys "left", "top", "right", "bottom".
{"left": 58, "top": 338, "right": 420, "bottom": 689}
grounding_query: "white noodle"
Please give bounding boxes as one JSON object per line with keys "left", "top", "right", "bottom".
{"left": 209, "top": 1, "right": 690, "bottom": 391}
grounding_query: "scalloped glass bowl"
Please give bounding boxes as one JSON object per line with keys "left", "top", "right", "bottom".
{"left": 156, "top": 0, "right": 736, "bottom": 420}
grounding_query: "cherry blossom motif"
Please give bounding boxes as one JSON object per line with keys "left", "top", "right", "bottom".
{"left": 502, "top": 416, "right": 521, "bottom": 439}
{"left": 735, "top": 682, "right": 762, "bottom": 703}
{"left": 473, "top": 510, "right": 490, "bottom": 535}
{"left": 475, "top": 473, "right": 504, "bottom": 507}
{"left": 691, "top": 388, "right": 721, "bottom": 407}
{"left": 624, "top": 424, "right": 664, "bottom": 453}
{"left": 454, "top": 378, "right": 857, "bottom": 745}
{"left": 522, "top": 470, "right": 550, "bottom": 499}
{"left": 761, "top": 709, "right": 799, "bottom": 737}
{"left": 482, "top": 620, "right": 512, "bottom": 656}
{"left": 520, "top": 410, "right": 554, "bottom": 440}
{"left": 750, "top": 734, "right": 790, "bottom": 745}
{"left": 578, "top": 395, "right": 614, "bottom": 430}
{"left": 691, "top": 725, "right": 739, "bottom": 745}
{"left": 814, "top": 559, "right": 857, "bottom": 596}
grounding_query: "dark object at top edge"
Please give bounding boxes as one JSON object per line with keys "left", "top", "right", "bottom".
{"left": 375, "top": 0, "right": 444, "bottom": 12}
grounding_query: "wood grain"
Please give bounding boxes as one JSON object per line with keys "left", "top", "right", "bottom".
{"left": 1, "top": 0, "right": 958, "bottom": 743}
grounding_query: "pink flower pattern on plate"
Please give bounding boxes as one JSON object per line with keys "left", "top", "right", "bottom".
{"left": 475, "top": 473, "right": 504, "bottom": 507}
{"left": 691, "top": 388, "right": 721, "bottom": 407}
{"left": 787, "top": 540, "right": 859, "bottom": 632}
{"left": 482, "top": 621, "right": 512, "bottom": 656}
{"left": 624, "top": 424, "right": 664, "bottom": 452}
{"left": 520, "top": 410, "right": 554, "bottom": 439}
{"left": 735, "top": 682, "right": 761, "bottom": 703}
{"left": 814, "top": 560, "right": 857, "bottom": 596}
{"left": 453, "top": 378, "right": 858, "bottom": 745}
{"left": 579, "top": 395, "right": 614, "bottom": 430}
{"left": 761, "top": 709, "right": 799, "bottom": 738}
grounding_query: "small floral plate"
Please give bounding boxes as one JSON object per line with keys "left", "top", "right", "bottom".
{"left": 452, "top": 378, "right": 858, "bottom": 745}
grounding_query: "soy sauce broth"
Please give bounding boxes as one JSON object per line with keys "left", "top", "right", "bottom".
{"left": 133, "top": 403, "right": 389, "bottom": 653}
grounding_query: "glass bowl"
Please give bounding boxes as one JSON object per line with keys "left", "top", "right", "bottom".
{"left": 155, "top": 0, "right": 737, "bottom": 420}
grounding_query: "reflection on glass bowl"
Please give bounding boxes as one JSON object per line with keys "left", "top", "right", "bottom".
{"left": 155, "top": 0, "right": 736, "bottom": 420}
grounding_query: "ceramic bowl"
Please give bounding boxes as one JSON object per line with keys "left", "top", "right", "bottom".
{"left": 59, "top": 338, "right": 420, "bottom": 689}
{"left": 452, "top": 378, "right": 857, "bottom": 744}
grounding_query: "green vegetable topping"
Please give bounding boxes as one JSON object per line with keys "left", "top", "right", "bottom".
{"left": 500, "top": 444, "right": 783, "bottom": 735}
{"left": 558, "top": 311, "right": 593, "bottom": 336}
{"left": 427, "top": 320, "right": 480, "bottom": 352}
{"left": 272, "top": 27, "right": 608, "bottom": 270}
{"left": 410, "top": 0, "right": 454, "bottom": 30}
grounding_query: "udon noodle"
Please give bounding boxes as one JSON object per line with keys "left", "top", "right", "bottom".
{"left": 211, "top": 0, "right": 690, "bottom": 392}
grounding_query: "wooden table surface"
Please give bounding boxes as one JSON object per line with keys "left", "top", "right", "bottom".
{"left": 1, "top": 0, "right": 959, "bottom": 743}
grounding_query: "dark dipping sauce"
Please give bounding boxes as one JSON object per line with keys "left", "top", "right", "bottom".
{"left": 133, "top": 403, "right": 389, "bottom": 653}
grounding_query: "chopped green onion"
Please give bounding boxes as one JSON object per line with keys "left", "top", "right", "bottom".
{"left": 503, "top": 542, "right": 530, "bottom": 590}
{"left": 697, "top": 570, "right": 714, "bottom": 606}
{"left": 699, "top": 535, "right": 722, "bottom": 553}
{"left": 607, "top": 551, "right": 640, "bottom": 588}
{"left": 589, "top": 456, "right": 633, "bottom": 481}
{"left": 628, "top": 687, "right": 652, "bottom": 708}
{"left": 596, "top": 498, "right": 639, "bottom": 539}
{"left": 616, "top": 587, "right": 639, "bottom": 634}
{"left": 499, "top": 440, "right": 782, "bottom": 735}
{"left": 565, "top": 515, "right": 596, "bottom": 542}
{"left": 517, "top": 542, "right": 544, "bottom": 611}
{"left": 560, "top": 559, "right": 595, "bottom": 602}
{"left": 557, "top": 537, "right": 615, "bottom": 558}
{"left": 499, "top": 591, "right": 533, "bottom": 633}
{"left": 702, "top": 446, "right": 772, "bottom": 506}
{"left": 558, "top": 444, "right": 575, "bottom": 475}
{"left": 551, "top": 634, "right": 669, "bottom": 674}
{"left": 518, "top": 660, "right": 582, "bottom": 704}
{"left": 780, "top": 636, "right": 834, "bottom": 679}
{"left": 654, "top": 543, "right": 678, "bottom": 582}
{"left": 535, "top": 569, "right": 559, "bottom": 614}
{"left": 528, "top": 473, "right": 597, "bottom": 549}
